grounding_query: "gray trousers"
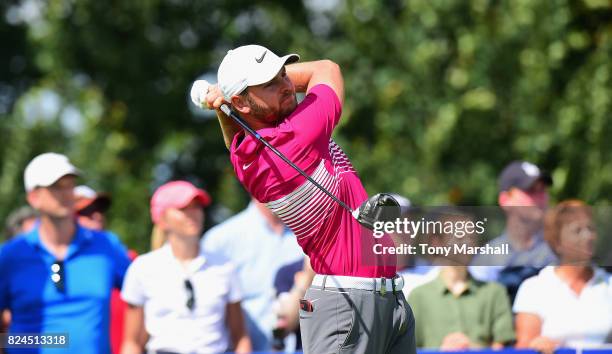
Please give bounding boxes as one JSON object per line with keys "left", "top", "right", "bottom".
{"left": 299, "top": 285, "right": 416, "bottom": 354}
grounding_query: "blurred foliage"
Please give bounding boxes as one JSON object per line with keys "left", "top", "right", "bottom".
{"left": 0, "top": 0, "right": 610, "bottom": 251}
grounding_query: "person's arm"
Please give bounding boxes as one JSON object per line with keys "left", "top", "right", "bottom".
{"left": 277, "top": 257, "right": 316, "bottom": 332}
{"left": 513, "top": 276, "right": 560, "bottom": 352}
{"left": 119, "top": 258, "right": 149, "bottom": 354}
{"left": 120, "top": 304, "right": 148, "bottom": 354}
{"left": 216, "top": 110, "right": 242, "bottom": 150}
{"left": 202, "top": 84, "right": 242, "bottom": 150}
{"left": 285, "top": 60, "right": 344, "bottom": 105}
{"left": 515, "top": 312, "right": 543, "bottom": 347}
{"left": 515, "top": 313, "right": 559, "bottom": 354}
{"left": 226, "top": 302, "right": 251, "bottom": 354}
{"left": 1, "top": 309, "right": 10, "bottom": 330}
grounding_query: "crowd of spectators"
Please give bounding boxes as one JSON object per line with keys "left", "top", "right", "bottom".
{"left": 0, "top": 153, "right": 610, "bottom": 354}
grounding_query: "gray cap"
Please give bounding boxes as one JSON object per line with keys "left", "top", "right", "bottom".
{"left": 498, "top": 161, "right": 552, "bottom": 192}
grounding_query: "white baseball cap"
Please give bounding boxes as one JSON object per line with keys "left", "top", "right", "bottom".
{"left": 24, "top": 152, "right": 81, "bottom": 192}
{"left": 217, "top": 44, "right": 299, "bottom": 100}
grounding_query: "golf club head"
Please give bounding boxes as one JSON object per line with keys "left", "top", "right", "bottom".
{"left": 353, "top": 193, "right": 401, "bottom": 230}
{"left": 190, "top": 79, "right": 211, "bottom": 108}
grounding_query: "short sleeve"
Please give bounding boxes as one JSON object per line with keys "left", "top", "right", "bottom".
{"left": 512, "top": 276, "right": 542, "bottom": 317}
{"left": 287, "top": 84, "right": 342, "bottom": 145}
{"left": 121, "top": 258, "right": 146, "bottom": 306}
{"left": 106, "top": 232, "right": 132, "bottom": 289}
{"left": 227, "top": 264, "right": 242, "bottom": 304}
{"left": 490, "top": 283, "right": 516, "bottom": 344}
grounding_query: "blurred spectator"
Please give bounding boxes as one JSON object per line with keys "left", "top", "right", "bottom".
{"left": 471, "top": 161, "right": 557, "bottom": 301}
{"left": 0, "top": 205, "right": 38, "bottom": 341}
{"left": 514, "top": 200, "right": 612, "bottom": 353}
{"left": 120, "top": 181, "right": 251, "bottom": 354}
{"left": 271, "top": 257, "right": 315, "bottom": 351}
{"left": 3, "top": 205, "right": 38, "bottom": 241}
{"left": 74, "top": 185, "right": 137, "bottom": 354}
{"left": 0, "top": 152, "right": 131, "bottom": 354}
{"left": 202, "top": 200, "right": 305, "bottom": 351}
{"left": 392, "top": 195, "right": 441, "bottom": 296}
{"left": 408, "top": 212, "right": 515, "bottom": 350}
{"left": 410, "top": 267, "right": 515, "bottom": 350}
{"left": 74, "top": 185, "right": 111, "bottom": 230}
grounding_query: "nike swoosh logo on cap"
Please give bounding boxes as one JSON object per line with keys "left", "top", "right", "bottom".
{"left": 255, "top": 50, "right": 267, "bottom": 63}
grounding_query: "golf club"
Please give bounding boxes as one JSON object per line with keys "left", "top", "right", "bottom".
{"left": 190, "top": 80, "right": 400, "bottom": 230}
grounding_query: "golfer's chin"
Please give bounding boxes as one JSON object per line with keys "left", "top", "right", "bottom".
{"left": 279, "top": 97, "right": 298, "bottom": 118}
{"left": 262, "top": 98, "right": 298, "bottom": 124}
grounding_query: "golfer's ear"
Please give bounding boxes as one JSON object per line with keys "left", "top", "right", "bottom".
{"left": 231, "top": 95, "right": 250, "bottom": 115}
{"left": 498, "top": 191, "right": 513, "bottom": 210}
{"left": 157, "top": 211, "right": 170, "bottom": 232}
{"left": 26, "top": 190, "right": 40, "bottom": 209}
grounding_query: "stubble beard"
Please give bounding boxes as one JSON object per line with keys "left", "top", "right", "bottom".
{"left": 247, "top": 93, "right": 297, "bottom": 123}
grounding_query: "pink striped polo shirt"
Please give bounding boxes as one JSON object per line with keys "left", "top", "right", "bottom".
{"left": 230, "top": 84, "right": 396, "bottom": 278}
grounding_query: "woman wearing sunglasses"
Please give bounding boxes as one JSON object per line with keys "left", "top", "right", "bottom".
{"left": 120, "top": 181, "right": 251, "bottom": 354}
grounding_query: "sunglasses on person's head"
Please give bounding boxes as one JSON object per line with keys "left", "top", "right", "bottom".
{"left": 184, "top": 279, "right": 195, "bottom": 311}
{"left": 51, "top": 260, "right": 65, "bottom": 293}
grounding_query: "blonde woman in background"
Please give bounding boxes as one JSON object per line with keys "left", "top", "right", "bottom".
{"left": 514, "top": 200, "right": 612, "bottom": 354}
{"left": 120, "top": 181, "right": 251, "bottom": 354}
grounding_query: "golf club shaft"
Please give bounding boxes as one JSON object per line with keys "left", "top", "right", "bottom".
{"left": 219, "top": 104, "right": 355, "bottom": 214}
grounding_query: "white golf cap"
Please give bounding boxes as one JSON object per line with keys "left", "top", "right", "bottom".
{"left": 217, "top": 44, "right": 299, "bottom": 100}
{"left": 24, "top": 152, "right": 81, "bottom": 192}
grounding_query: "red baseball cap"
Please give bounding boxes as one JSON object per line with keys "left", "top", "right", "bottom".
{"left": 150, "top": 181, "right": 211, "bottom": 224}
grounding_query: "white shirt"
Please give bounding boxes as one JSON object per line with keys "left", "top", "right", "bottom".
{"left": 513, "top": 266, "right": 612, "bottom": 348}
{"left": 121, "top": 244, "right": 241, "bottom": 354}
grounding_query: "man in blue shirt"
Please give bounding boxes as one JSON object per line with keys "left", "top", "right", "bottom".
{"left": 202, "top": 200, "right": 305, "bottom": 351}
{"left": 470, "top": 161, "right": 557, "bottom": 302}
{"left": 0, "top": 152, "right": 131, "bottom": 354}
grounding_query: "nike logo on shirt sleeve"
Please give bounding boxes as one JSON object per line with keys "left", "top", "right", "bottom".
{"left": 243, "top": 161, "right": 255, "bottom": 170}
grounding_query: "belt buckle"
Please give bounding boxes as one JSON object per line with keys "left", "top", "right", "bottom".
{"left": 380, "top": 278, "right": 386, "bottom": 296}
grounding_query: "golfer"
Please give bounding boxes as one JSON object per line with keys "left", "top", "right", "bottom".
{"left": 204, "top": 44, "right": 415, "bottom": 354}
